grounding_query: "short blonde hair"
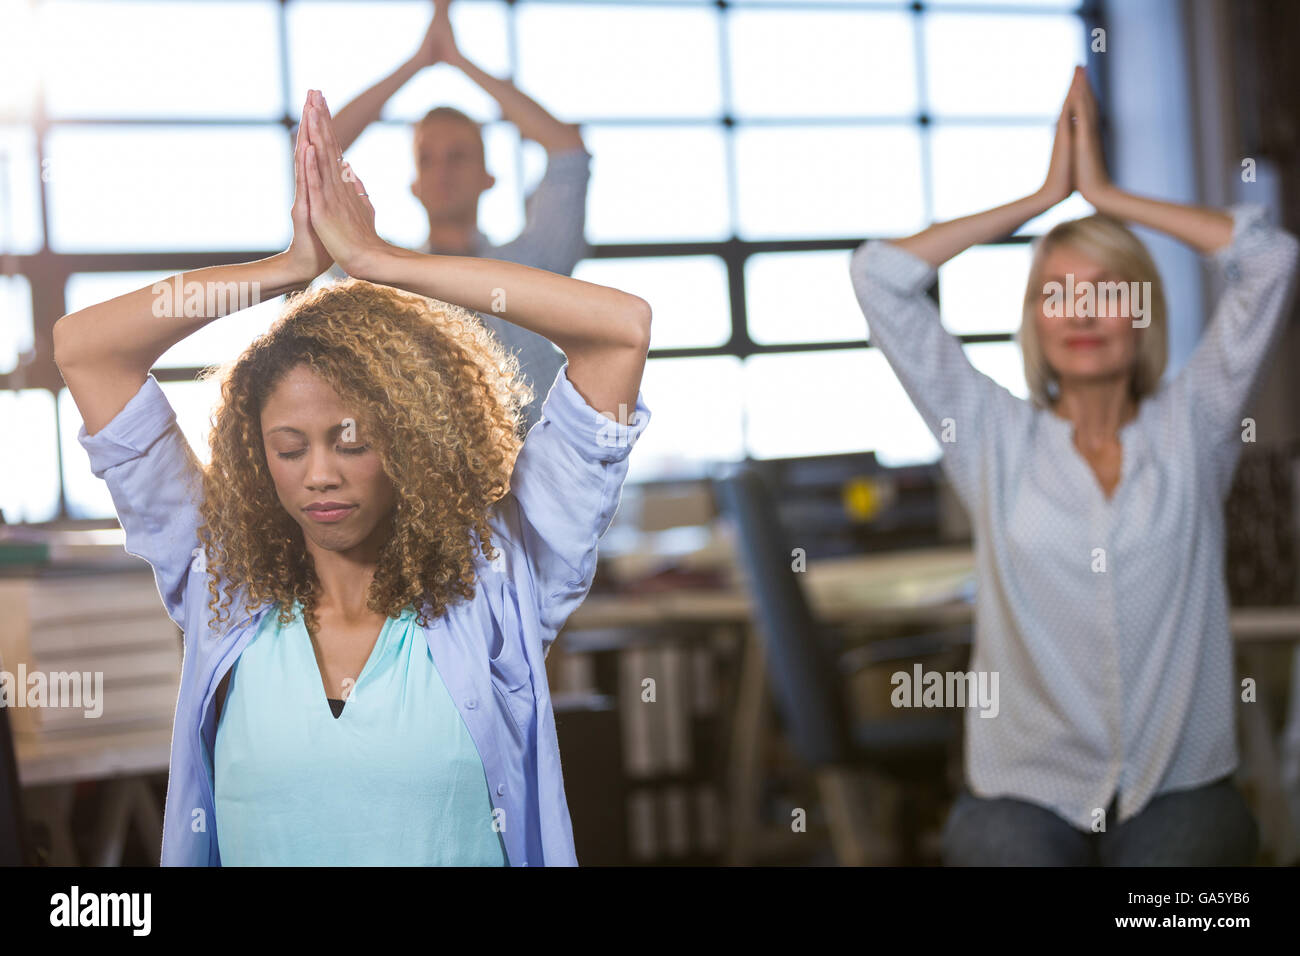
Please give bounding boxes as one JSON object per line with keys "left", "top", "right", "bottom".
{"left": 1017, "top": 215, "right": 1168, "bottom": 409}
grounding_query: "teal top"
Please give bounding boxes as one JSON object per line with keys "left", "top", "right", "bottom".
{"left": 213, "top": 599, "right": 508, "bottom": 866}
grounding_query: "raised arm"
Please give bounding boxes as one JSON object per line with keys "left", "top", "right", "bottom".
{"left": 1068, "top": 66, "right": 1299, "bottom": 489}
{"left": 893, "top": 84, "right": 1074, "bottom": 267}
{"left": 302, "top": 90, "right": 648, "bottom": 419}
{"left": 847, "top": 79, "right": 1078, "bottom": 503}
{"left": 329, "top": 4, "right": 442, "bottom": 153}
{"left": 432, "top": 0, "right": 584, "bottom": 154}
{"left": 54, "top": 97, "right": 333, "bottom": 434}
{"left": 1070, "top": 66, "right": 1234, "bottom": 254}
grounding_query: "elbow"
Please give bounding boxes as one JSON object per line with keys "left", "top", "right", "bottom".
{"left": 625, "top": 296, "right": 652, "bottom": 354}
{"left": 51, "top": 314, "right": 80, "bottom": 372}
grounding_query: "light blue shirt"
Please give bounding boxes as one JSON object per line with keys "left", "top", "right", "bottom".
{"left": 848, "top": 204, "right": 1299, "bottom": 828}
{"left": 76, "top": 359, "right": 650, "bottom": 865}
{"left": 214, "top": 599, "right": 508, "bottom": 866}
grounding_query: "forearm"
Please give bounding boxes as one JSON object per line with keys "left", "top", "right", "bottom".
{"left": 356, "top": 244, "right": 647, "bottom": 354}
{"left": 454, "top": 53, "right": 584, "bottom": 152}
{"left": 891, "top": 190, "right": 1055, "bottom": 268}
{"left": 331, "top": 57, "right": 422, "bottom": 153}
{"left": 1091, "top": 186, "right": 1233, "bottom": 256}
{"left": 54, "top": 253, "right": 305, "bottom": 374}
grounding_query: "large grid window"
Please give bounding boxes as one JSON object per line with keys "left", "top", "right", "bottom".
{"left": 1, "top": 0, "right": 1102, "bottom": 523}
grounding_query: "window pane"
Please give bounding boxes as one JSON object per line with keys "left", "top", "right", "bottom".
{"left": 937, "top": 244, "right": 1033, "bottom": 336}
{"left": 746, "top": 250, "right": 864, "bottom": 346}
{"left": 0, "top": 388, "right": 58, "bottom": 523}
{"left": 0, "top": 274, "right": 34, "bottom": 375}
{"left": 745, "top": 349, "right": 948, "bottom": 467}
{"left": 0, "top": 0, "right": 39, "bottom": 120}
{"left": 746, "top": 350, "right": 864, "bottom": 459}
{"left": 287, "top": 1, "right": 510, "bottom": 121}
{"left": 516, "top": 4, "right": 722, "bottom": 119}
{"left": 158, "top": 379, "right": 224, "bottom": 467}
{"left": 42, "top": 1, "right": 282, "bottom": 119}
{"left": 59, "top": 387, "right": 112, "bottom": 519}
{"left": 60, "top": 378, "right": 222, "bottom": 520}
{"left": 734, "top": 125, "right": 924, "bottom": 240}
{"left": 924, "top": 14, "right": 1083, "bottom": 118}
{"left": 627, "top": 357, "right": 743, "bottom": 481}
{"left": 574, "top": 256, "right": 730, "bottom": 350}
{"left": 860, "top": 349, "right": 942, "bottom": 468}
{"left": 46, "top": 126, "right": 291, "bottom": 252}
{"left": 66, "top": 272, "right": 285, "bottom": 371}
{"left": 585, "top": 126, "right": 729, "bottom": 243}
{"left": 729, "top": 9, "right": 916, "bottom": 119}
{"left": 929, "top": 124, "right": 1052, "bottom": 223}
{"left": 965, "top": 341, "right": 1028, "bottom": 401}
{"left": 0, "top": 125, "right": 44, "bottom": 253}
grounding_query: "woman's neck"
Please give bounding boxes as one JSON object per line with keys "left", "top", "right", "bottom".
{"left": 1052, "top": 380, "right": 1137, "bottom": 448}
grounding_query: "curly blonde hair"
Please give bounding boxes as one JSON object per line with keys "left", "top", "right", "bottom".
{"left": 194, "top": 278, "right": 533, "bottom": 636}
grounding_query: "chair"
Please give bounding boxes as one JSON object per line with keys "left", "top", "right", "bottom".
{"left": 713, "top": 463, "right": 968, "bottom": 865}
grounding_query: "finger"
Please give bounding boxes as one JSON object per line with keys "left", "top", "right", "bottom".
{"left": 342, "top": 163, "right": 367, "bottom": 195}
{"left": 305, "top": 143, "right": 325, "bottom": 204}
{"left": 307, "top": 102, "right": 344, "bottom": 198}
{"left": 310, "top": 93, "right": 344, "bottom": 170}
{"left": 340, "top": 160, "right": 362, "bottom": 190}
{"left": 351, "top": 170, "right": 373, "bottom": 208}
{"left": 296, "top": 128, "right": 311, "bottom": 218}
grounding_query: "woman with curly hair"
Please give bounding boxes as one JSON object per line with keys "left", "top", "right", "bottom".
{"left": 53, "top": 89, "right": 652, "bottom": 867}
{"left": 849, "top": 67, "right": 1298, "bottom": 865}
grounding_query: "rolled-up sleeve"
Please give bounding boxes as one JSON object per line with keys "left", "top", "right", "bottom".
{"left": 494, "top": 147, "right": 593, "bottom": 276}
{"left": 849, "top": 238, "right": 1012, "bottom": 505}
{"left": 489, "top": 360, "right": 650, "bottom": 643}
{"left": 76, "top": 374, "right": 205, "bottom": 630}
{"left": 1180, "top": 203, "right": 1300, "bottom": 487}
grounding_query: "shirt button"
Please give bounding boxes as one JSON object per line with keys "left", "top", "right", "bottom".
{"left": 466, "top": 699, "right": 477, "bottom": 710}
{"left": 496, "top": 783, "right": 505, "bottom": 795}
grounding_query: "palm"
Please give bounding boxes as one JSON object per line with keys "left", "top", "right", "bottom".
{"left": 1068, "top": 66, "right": 1110, "bottom": 202}
{"left": 287, "top": 106, "right": 334, "bottom": 280}
{"left": 301, "top": 92, "right": 385, "bottom": 275}
{"left": 417, "top": 1, "right": 458, "bottom": 67}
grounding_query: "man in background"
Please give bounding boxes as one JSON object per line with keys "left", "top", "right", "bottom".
{"left": 332, "top": 0, "right": 593, "bottom": 432}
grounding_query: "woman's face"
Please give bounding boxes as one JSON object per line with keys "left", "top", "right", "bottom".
{"left": 260, "top": 364, "right": 396, "bottom": 556}
{"left": 1034, "top": 243, "right": 1140, "bottom": 393}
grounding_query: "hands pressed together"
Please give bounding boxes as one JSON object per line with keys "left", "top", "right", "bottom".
{"left": 284, "top": 89, "right": 394, "bottom": 284}
{"left": 412, "top": 0, "right": 462, "bottom": 70}
{"left": 1040, "top": 65, "right": 1113, "bottom": 210}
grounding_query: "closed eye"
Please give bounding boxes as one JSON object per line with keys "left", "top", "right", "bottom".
{"left": 275, "top": 445, "right": 370, "bottom": 460}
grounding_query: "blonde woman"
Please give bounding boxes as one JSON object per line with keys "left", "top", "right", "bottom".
{"left": 53, "top": 90, "right": 651, "bottom": 866}
{"left": 848, "top": 67, "right": 1299, "bottom": 865}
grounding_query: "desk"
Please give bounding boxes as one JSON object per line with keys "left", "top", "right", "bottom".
{"left": 18, "top": 727, "right": 171, "bottom": 866}
{"left": 2, "top": 567, "right": 179, "bottom": 865}
{"left": 560, "top": 547, "right": 1300, "bottom": 864}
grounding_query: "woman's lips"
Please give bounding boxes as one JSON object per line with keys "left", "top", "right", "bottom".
{"left": 1064, "top": 337, "right": 1105, "bottom": 348}
{"left": 305, "top": 505, "right": 356, "bottom": 523}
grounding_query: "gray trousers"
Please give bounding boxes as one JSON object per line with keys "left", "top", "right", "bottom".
{"left": 941, "top": 775, "right": 1259, "bottom": 865}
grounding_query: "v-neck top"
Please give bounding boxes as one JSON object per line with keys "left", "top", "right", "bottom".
{"left": 213, "top": 599, "right": 508, "bottom": 865}
{"left": 848, "top": 204, "right": 1300, "bottom": 831}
